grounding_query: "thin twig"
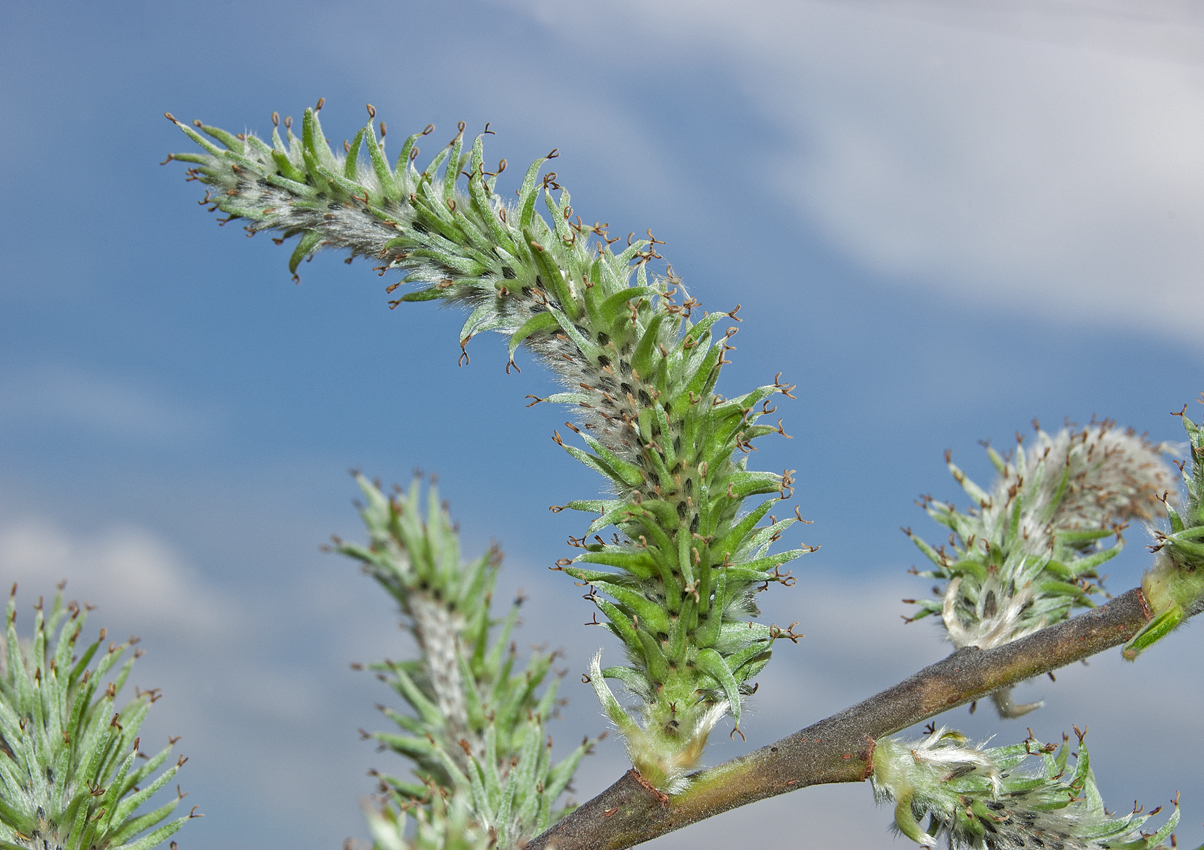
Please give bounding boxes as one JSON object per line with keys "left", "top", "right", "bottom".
{"left": 527, "top": 588, "right": 1157, "bottom": 850}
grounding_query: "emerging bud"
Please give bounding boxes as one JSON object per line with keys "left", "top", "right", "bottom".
{"left": 1126, "top": 401, "right": 1204, "bottom": 660}
{"left": 872, "top": 727, "right": 1178, "bottom": 850}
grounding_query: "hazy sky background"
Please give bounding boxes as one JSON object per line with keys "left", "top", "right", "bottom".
{"left": 2, "top": 2, "right": 1204, "bottom": 848}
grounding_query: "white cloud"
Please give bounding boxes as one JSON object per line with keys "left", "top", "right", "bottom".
{"left": 0, "top": 515, "right": 235, "bottom": 635}
{"left": 503, "top": 0, "right": 1204, "bottom": 346}
{"left": 0, "top": 364, "right": 219, "bottom": 441}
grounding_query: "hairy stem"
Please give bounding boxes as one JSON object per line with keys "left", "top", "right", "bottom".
{"left": 527, "top": 587, "right": 1158, "bottom": 850}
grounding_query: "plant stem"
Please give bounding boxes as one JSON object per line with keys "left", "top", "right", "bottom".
{"left": 527, "top": 587, "right": 1158, "bottom": 850}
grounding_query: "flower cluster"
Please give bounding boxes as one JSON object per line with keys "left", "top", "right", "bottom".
{"left": 871, "top": 726, "right": 1178, "bottom": 850}
{"left": 0, "top": 586, "right": 194, "bottom": 850}
{"left": 171, "top": 102, "right": 813, "bottom": 792}
{"left": 905, "top": 422, "right": 1173, "bottom": 716}
{"left": 336, "top": 475, "right": 593, "bottom": 849}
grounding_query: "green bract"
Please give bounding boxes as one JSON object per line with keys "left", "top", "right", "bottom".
{"left": 872, "top": 727, "right": 1178, "bottom": 850}
{"left": 337, "top": 475, "right": 594, "bottom": 849}
{"left": 1126, "top": 401, "right": 1204, "bottom": 660}
{"left": 363, "top": 790, "right": 488, "bottom": 850}
{"left": 172, "top": 103, "right": 813, "bottom": 792}
{"left": 905, "top": 422, "right": 1172, "bottom": 716}
{"left": 0, "top": 587, "right": 194, "bottom": 850}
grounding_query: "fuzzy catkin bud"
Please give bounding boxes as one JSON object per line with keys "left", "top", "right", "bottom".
{"left": 907, "top": 421, "right": 1173, "bottom": 716}
{"left": 981, "top": 422, "right": 1176, "bottom": 555}
{"left": 871, "top": 727, "right": 1178, "bottom": 850}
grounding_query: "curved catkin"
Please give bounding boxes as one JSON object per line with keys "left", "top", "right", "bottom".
{"left": 905, "top": 422, "right": 1175, "bottom": 717}
{"left": 909, "top": 426, "right": 1172, "bottom": 643}
{"left": 169, "top": 101, "right": 1204, "bottom": 850}
{"left": 172, "top": 104, "right": 814, "bottom": 793}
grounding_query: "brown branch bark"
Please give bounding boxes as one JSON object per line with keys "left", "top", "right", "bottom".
{"left": 527, "top": 587, "right": 1158, "bottom": 850}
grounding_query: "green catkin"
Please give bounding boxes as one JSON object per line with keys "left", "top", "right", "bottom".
{"left": 0, "top": 587, "right": 193, "bottom": 850}
{"left": 171, "top": 103, "right": 815, "bottom": 793}
{"left": 871, "top": 727, "right": 1178, "bottom": 850}
{"left": 338, "top": 476, "right": 594, "bottom": 849}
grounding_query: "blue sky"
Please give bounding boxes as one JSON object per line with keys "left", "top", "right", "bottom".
{"left": 2, "top": 2, "right": 1204, "bottom": 848}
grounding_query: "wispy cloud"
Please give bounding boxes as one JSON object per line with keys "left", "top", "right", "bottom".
{"left": 504, "top": 0, "right": 1204, "bottom": 346}
{"left": 0, "top": 364, "right": 221, "bottom": 441}
{"left": 0, "top": 515, "right": 236, "bottom": 635}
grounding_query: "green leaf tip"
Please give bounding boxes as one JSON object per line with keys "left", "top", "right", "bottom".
{"left": 1127, "top": 399, "right": 1204, "bottom": 660}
